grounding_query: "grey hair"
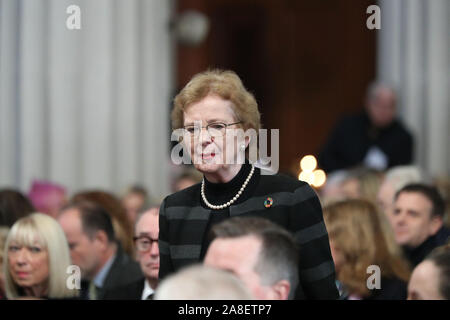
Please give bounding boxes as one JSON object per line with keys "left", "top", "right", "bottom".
{"left": 384, "top": 165, "right": 427, "bottom": 193}
{"left": 155, "top": 264, "right": 253, "bottom": 300}
{"left": 366, "top": 81, "right": 397, "bottom": 102}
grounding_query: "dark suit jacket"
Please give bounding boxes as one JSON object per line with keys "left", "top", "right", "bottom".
{"left": 103, "top": 278, "right": 146, "bottom": 300}
{"left": 318, "top": 111, "right": 413, "bottom": 173}
{"left": 80, "top": 243, "right": 143, "bottom": 300}
{"left": 403, "top": 226, "right": 450, "bottom": 268}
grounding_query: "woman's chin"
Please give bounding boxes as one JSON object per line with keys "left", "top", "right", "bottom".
{"left": 194, "top": 162, "right": 222, "bottom": 174}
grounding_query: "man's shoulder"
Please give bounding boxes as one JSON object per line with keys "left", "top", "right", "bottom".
{"left": 390, "top": 119, "right": 413, "bottom": 139}
{"left": 336, "top": 112, "right": 365, "bottom": 126}
{"left": 106, "top": 247, "right": 144, "bottom": 286}
{"left": 103, "top": 278, "right": 145, "bottom": 300}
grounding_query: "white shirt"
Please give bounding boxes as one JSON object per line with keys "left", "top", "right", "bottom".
{"left": 141, "top": 279, "right": 155, "bottom": 300}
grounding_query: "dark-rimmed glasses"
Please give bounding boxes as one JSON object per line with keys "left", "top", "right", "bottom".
{"left": 133, "top": 235, "right": 158, "bottom": 252}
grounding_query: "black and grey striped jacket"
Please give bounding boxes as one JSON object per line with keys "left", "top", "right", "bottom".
{"left": 159, "top": 166, "right": 339, "bottom": 300}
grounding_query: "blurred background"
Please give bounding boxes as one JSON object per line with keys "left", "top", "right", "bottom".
{"left": 0, "top": 0, "right": 449, "bottom": 202}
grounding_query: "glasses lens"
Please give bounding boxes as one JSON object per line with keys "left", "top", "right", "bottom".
{"left": 207, "top": 123, "right": 226, "bottom": 137}
{"left": 137, "top": 238, "right": 151, "bottom": 252}
{"left": 184, "top": 126, "right": 196, "bottom": 134}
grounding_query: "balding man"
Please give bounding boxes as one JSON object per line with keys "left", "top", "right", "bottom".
{"left": 318, "top": 82, "right": 413, "bottom": 173}
{"left": 58, "top": 201, "right": 143, "bottom": 300}
{"left": 104, "top": 207, "right": 160, "bottom": 300}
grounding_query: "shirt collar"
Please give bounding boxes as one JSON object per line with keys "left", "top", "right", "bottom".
{"left": 93, "top": 253, "right": 116, "bottom": 288}
{"left": 141, "top": 279, "right": 155, "bottom": 300}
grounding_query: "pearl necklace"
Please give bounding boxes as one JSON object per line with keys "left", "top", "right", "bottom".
{"left": 201, "top": 165, "right": 255, "bottom": 210}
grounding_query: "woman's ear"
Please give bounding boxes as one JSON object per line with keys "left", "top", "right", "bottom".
{"left": 245, "top": 136, "right": 251, "bottom": 149}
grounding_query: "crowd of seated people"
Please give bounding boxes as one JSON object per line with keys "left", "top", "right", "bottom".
{"left": 0, "top": 163, "right": 449, "bottom": 300}
{"left": 318, "top": 164, "right": 449, "bottom": 300}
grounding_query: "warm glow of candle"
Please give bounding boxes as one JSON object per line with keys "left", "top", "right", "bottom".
{"left": 312, "top": 169, "right": 326, "bottom": 188}
{"left": 300, "top": 155, "right": 317, "bottom": 172}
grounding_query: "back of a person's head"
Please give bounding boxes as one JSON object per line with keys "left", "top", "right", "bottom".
{"left": 342, "top": 166, "right": 383, "bottom": 203}
{"left": 0, "top": 189, "right": 35, "bottom": 227}
{"left": 423, "top": 243, "right": 450, "bottom": 299}
{"left": 4, "top": 213, "right": 76, "bottom": 299}
{"left": 63, "top": 200, "right": 116, "bottom": 244}
{"left": 0, "top": 226, "right": 9, "bottom": 292}
{"left": 123, "top": 185, "right": 148, "bottom": 198}
{"left": 173, "top": 168, "right": 203, "bottom": 192}
{"left": 71, "top": 191, "right": 132, "bottom": 254}
{"left": 155, "top": 264, "right": 252, "bottom": 300}
{"left": 28, "top": 180, "right": 67, "bottom": 217}
{"left": 122, "top": 185, "right": 150, "bottom": 208}
{"left": 324, "top": 199, "right": 410, "bottom": 296}
{"left": 433, "top": 177, "right": 450, "bottom": 228}
{"left": 319, "top": 169, "right": 350, "bottom": 205}
{"left": 385, "top": 166, "right": 426, "bottom": 192}
{"left": 395, "top": 183, "right": 446, "bottom": 218}
{"left": 211, "top": 217, "right": 299, "bottom": 298}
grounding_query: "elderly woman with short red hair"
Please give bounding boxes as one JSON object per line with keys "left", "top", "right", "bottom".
{"left": 159, "top": 69, "right": 339, "bottom": 300}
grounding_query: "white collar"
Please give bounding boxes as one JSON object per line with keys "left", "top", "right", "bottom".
{"left": 141, "top": 279, "right": 155, "bottom": 300}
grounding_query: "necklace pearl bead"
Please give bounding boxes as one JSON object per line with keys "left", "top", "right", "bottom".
{"left": 201, "top": 165, "right": 255, "bottom": 210}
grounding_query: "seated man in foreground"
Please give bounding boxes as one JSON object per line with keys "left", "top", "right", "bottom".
{"left": 204, "top": 216, "right": 299, "bottom": 300}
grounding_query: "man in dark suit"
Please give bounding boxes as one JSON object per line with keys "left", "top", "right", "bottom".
{"left": 103, "top": 207, "right": 160, "bottom": 300}
{"left": 58, "top": 201, "right": 143, "bottom": 300}
{"left": 204, "top": 216, "right": 299, "bottom": 300}
{"left": 318, "top": 82, "right": 414, "bottom": 173}
{"left": 392, "top": 184, "right": 450, "bottom": 267}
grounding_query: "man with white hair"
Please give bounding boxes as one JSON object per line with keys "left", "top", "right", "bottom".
{"left": 155, "top": 264, "right": 252, "bottom": 300}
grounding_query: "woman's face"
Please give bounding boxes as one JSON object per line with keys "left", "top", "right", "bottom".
{"left": 8, "top": 240, "right": 49, "bottom": 292}
{"left": 183, "top": 95, "right": 245, "bottom": 178}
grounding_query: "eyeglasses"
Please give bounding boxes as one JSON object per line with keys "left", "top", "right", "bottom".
{"left": 183, "top": 121, "right": 242, "bottom": 138}
{"left": 133, "top": 235, "right": 158, "bottom": 252}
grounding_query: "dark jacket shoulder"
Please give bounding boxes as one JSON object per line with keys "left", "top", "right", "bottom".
{"left": 100, "top": 244, "right": 143, "bottom": 298}
{"left": 366, "top": 277, "right": 407, "bottom": 300}
{"left": 103, "top": 278, "right": 145, "bottom": 300}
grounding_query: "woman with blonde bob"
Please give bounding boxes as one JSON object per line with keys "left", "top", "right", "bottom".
{"left": 323, "top": 199, "right": 411, "bottom": 299}
{"left": 3, "top": 213, "right": 78, "bottom": 299}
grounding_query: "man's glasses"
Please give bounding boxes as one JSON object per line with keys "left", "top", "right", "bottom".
{"left": 183, "top": 121, "right": 242, "bottom": 138}
{"left": 133, "top": 235, "right": 158, "bottom": 252}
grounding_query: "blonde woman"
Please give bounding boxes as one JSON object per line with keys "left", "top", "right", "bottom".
{"left": 3, "top": 213, "right": 78, "bottom": 299}
{"left": 324, "top": 199, "right": 411, "bottom": 299}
